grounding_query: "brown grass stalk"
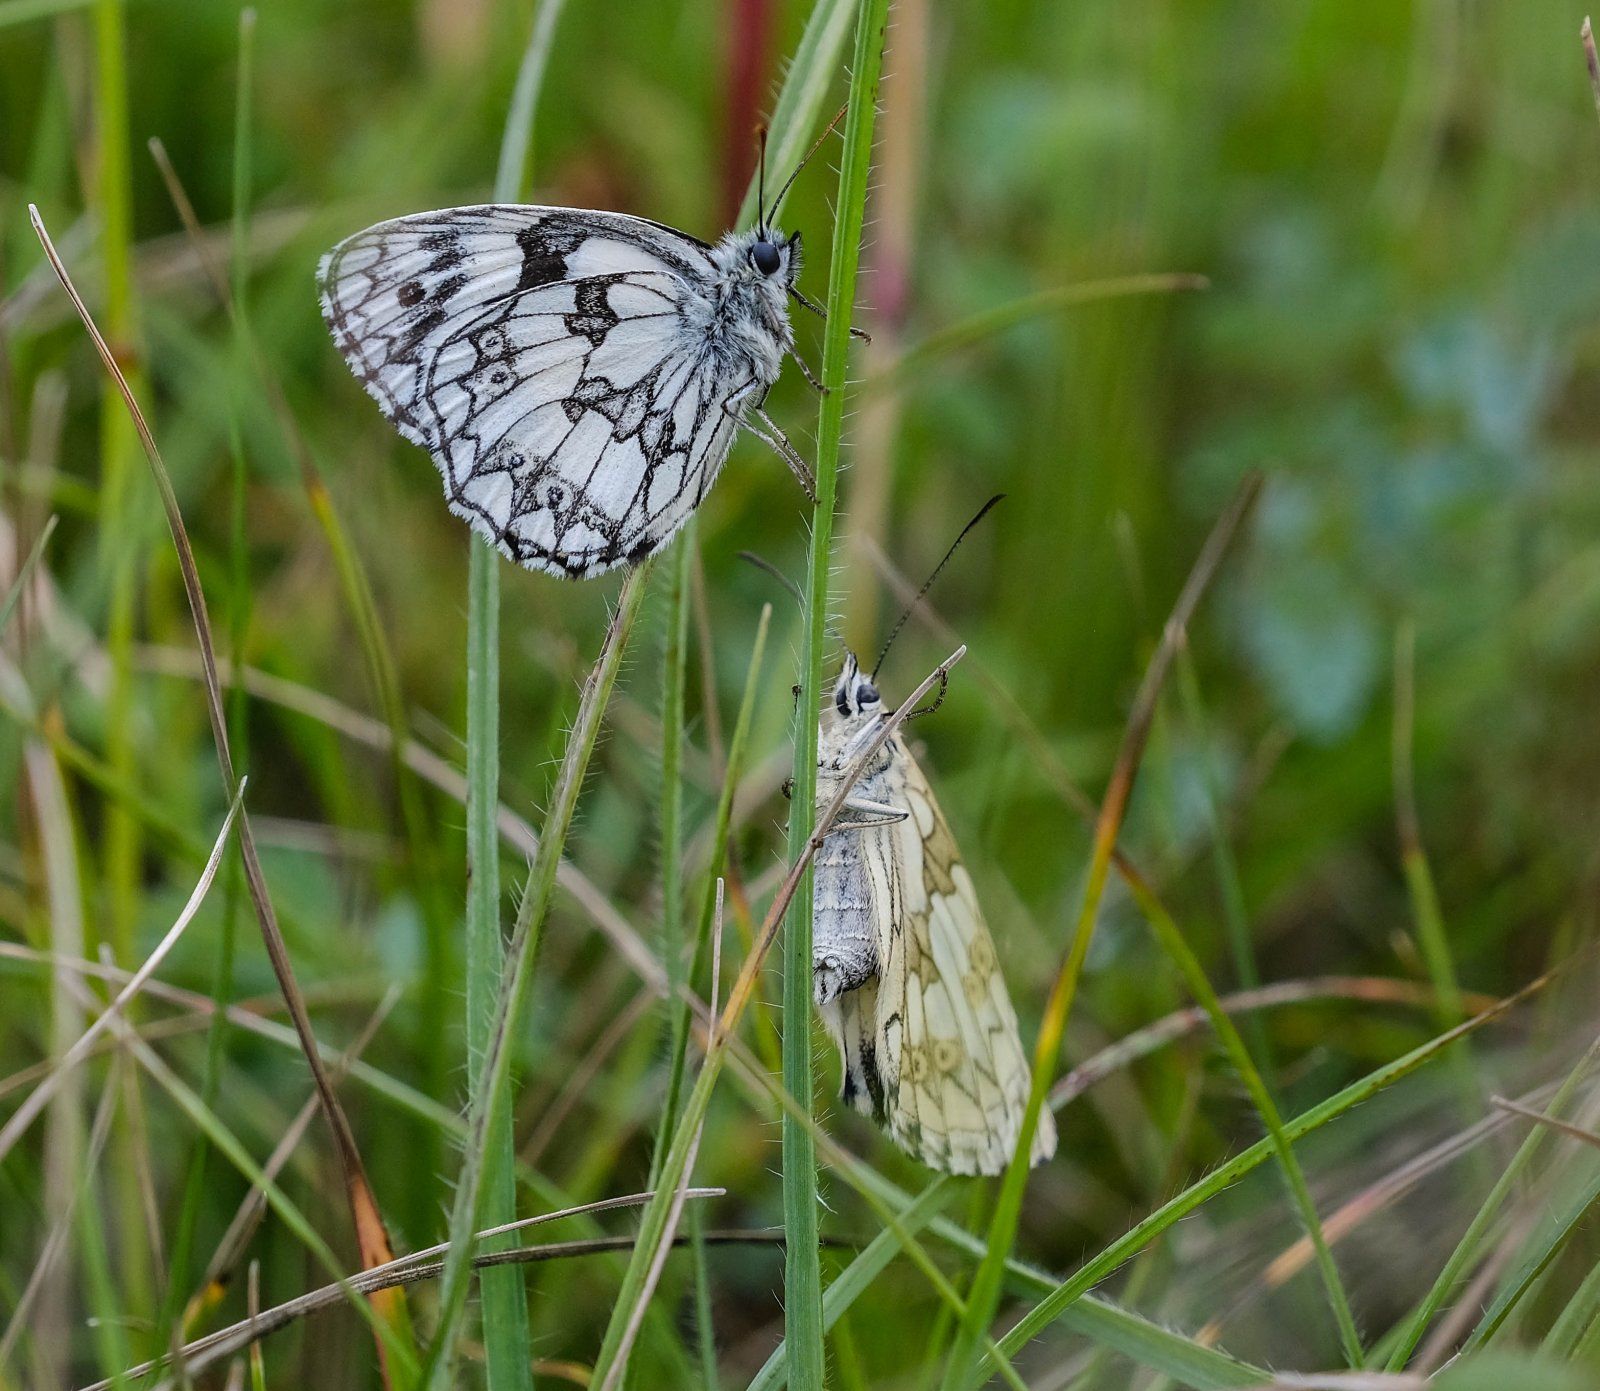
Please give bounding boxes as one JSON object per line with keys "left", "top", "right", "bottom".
{"left": 27, "top": 204, "right": 414, "bottom": 1375}
{"left": 86, "top": 1193, "right": 733, "bottom": 1390}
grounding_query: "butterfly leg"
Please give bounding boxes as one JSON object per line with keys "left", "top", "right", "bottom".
{"left": 790, "top": 350, "right": 827, "bottom": 394}
{"left": 788, "top": 284, "right": 872, "bottom": 343}
{"left": 899, "top": 669, "right": 950, "bottom": 723}
{"left": 722, "top": 378, "right": 818, "bottom": 501}
{"left": 832, "top": 797, "right": 910, "bottom": 829}
{"left": 747, "top": 408, "right": 818, "bottom": 502}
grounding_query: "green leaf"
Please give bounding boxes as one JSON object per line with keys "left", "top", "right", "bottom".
{"left": 1435, "top": 1351, "right": 1593, "bottom": 1391}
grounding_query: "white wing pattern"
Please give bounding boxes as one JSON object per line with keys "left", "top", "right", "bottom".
{"left": 818, "top": 729, "right": 1056, "bottom": 1177}
{"left": 319, "top": 205, "right": 756, "bottom": 578}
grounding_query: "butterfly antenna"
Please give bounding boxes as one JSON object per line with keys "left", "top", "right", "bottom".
{"left": 764, "top": 101, "right": 849, "bottom": 227}
{"left": 739, "top": 551, "right": 846, "bottom": 647}
{"left": 755, "top": 124, "right": 770, "bottom": 235}
{"left": 872, "top": 494, "right": 1006, "bottom": 679}
{"left": 738, "top": 550, "right": 802, "bottom": 608}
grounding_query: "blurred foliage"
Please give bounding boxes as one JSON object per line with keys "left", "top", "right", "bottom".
{"left": 4, "top": 0, "right": 1600, "bottom": 1386}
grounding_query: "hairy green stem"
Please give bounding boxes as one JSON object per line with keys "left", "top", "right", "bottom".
{"left": 655, "top": 600, "right": 770, "bottom": 1176}
{"left": 782, "top": 0, "right": 893, "bottom": 1381}
{"left": 464, "top": 7, "right": 571, "bottom": 1381}
{"left": 649, "top": 530, "right": 695, "bottom": 1179}
{"left": 424, "top": 566, "right": 652, "bottom": 1388}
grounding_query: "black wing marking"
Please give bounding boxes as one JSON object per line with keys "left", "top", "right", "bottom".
{"left": 319, "top": 205, "right": 750, "bottom": 578}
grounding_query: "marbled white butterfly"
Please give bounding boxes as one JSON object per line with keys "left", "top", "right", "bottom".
{"left": 318, "top": 141, "right": 833, "bottom": 578}
{"left": 809, "top": 500, "right": 1056, "bottom": 1174}
{"left": 813, "top": 653, "right": 1057, "bottom": 1175}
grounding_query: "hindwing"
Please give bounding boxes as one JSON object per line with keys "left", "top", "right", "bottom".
{"left": 319, "top": 205, "right": 748, "bottom": 577}
{"left": 819, "top": 734, "right": 1056, "bottom": 1177}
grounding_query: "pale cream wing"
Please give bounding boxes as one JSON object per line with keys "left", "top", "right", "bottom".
{"left": 868, "top": 737, "right": 1056, "bottom": 1176}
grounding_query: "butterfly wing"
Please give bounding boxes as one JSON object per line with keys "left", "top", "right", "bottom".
{"left": 851, "top": 736, "right": 1055, "bottom": 1176}
{"left": 319, "top": 205, "right": 744, "bottom": 578}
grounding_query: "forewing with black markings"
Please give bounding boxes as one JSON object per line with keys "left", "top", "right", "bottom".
{"left": 816, "top": 721, "right": 1056, "bottom": 1177}
{"left": 319, "top": 205, "right": 749, "bottom": 578}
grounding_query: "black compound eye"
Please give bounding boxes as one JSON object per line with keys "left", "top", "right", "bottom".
{"left": 750, "top": 239, "right": 782, "bottom": 276}
{"left": 857, "top": 680, "right": 880, "bottom": 707}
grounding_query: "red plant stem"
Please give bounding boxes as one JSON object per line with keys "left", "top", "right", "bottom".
{"left": 724, "top": 0, "right": 774, "bottom": 224}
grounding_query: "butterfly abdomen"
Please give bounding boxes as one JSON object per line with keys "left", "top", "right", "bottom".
{"left": 814, "top": 827, "right": 881, "bottom": 1007}
{"left": 820, "top": 987, "right": 888, "bottom": 1122}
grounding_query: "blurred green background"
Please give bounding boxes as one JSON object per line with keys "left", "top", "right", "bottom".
{"left": 4, "top": 0, "right": 1600, "bottom": 1385}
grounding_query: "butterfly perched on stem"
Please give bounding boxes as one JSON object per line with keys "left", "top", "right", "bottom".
{"left": 799, "top": 497, "right": 1056, "bottom": 1174}
{"left": 812, "top": 652, "right": 1056, "bottom": 1176}
{"left": 316, "top": 126, "right": 844, "bottom": 579}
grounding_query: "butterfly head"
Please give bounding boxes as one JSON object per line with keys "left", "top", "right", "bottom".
{"left": 738, "top": 226, "right": 802, "bottom": 285}
{"left": 833, "top": 651, "right": 883, "bottom": 722}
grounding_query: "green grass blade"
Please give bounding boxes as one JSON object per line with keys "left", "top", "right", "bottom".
{"left": 1393, "top": 620, "right": 1470, "bottom": 1032}
{"left": 1542, "top": 1246, "right": 1600, "bottom": 1357}
{"left": 74, "top": 1097, "right": 130, "bottom": 1388}
{"left": 748, "top": 1179, "right": 958, "bottom": 1391}
{"left": 1391, "top": 621, "right": 1488, "bottom": 1196}
{"left": 19, "top": 737, "right": 105, "bottom": 1388}
{"left": 968, "top": 969, "right": 1555, "bottom": 1384}
{"left": 90, "top": 0, "right": 155, "bottom": 1335}
{"left": 92, "top": 0, "right": 140, "bottom": 967}
{"left": 423, "top": 564, "right": 653, "bottom": 1389}
{"left": 942, "top": 477, "right": 1260, "bottom": 1390}
{"left": 1126, "top": 869, "right": 1363, "bottom": 1363}
{"left": 783, "top": 0, "right": 893, "bottom": 1382}
{"left": 862, "top": 272, "right": 1209, "bottom": 394}
{"left": 732, "top": 0, "right": 857, "bottom": 230}
{"left": 691, "top": 1205, "right": 720, "bottom": 1388}
{"left": 307, "top": 470, "right": 458, "bottom": 1148}
{"left": 495, "top": 0, "right": 569, "bottom": 202}
{"left": 466, "top": 527, "right": 531, "bottom": 1389}
{"left": 1572, "top": 1295, "right": 1600, "bottom": 1367}
{"left": 0, "top": 514, "right": 57, "bottom": 638}
{"left": 1014, "top": 1295, "right": 1260, "bottom": 1390}
{"left": 1383, "top": 1037, "right": 1600, "bottom": 1370}
{"left": 1460, "top": 1148, "right": 1600, "bottom": 1352}
{"left": 655, "top": 600, "right": 771, "bottom": 1174}
{"left": 1173, "top": 644, "right": 1274, "bottom": 1078}
{"left": 156, "top": 9, "right": 255, "bottom": 1352}
{"left": 466, "top": 7, "right": 571, "bottom": 1383}
{"left": 588, "top": 920, "right": 727, "bottom": 1386}
{"left": 649, "top": 528, "right": 695, "bottom": 1179}
{"left": 1440, "top": 1351, "right": 1598, "bottom": 1391}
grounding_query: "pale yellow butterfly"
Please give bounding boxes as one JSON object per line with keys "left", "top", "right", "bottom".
{"left": 812, "top": 650, "right": 1056, "bottom": 1176}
